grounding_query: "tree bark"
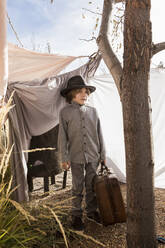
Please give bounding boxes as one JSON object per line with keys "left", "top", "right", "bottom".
{"left": 122, "top": 0, "right": 156, "bottom": 247}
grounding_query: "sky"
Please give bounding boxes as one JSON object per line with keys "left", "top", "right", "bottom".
{"left": 7, "top": 0, "right": 165, "bottom": 68}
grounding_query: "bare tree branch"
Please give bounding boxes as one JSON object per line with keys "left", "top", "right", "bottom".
{"left": 82, "top": 8, "right": 102, "bottom": 16}
{"left": 152, "top": 42, "right": 165, "bottom": 57}
{"left": 7, "top": 13, "right": 24, "bottom": 48}
{"left": 97, "top": 0, "right": 123, "bottom": 95}
{"left": 79, "top": 37, "right": 96, "bottom": 42}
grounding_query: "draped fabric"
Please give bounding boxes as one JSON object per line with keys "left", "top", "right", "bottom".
{"left": 8, "top": 43, "right": 81, "bottom": 82}
{"left": 88, "top": 68, "right": 165, "bottom": 189}
{"left": 6, "top": 54, "right": 101, "bottom": 202}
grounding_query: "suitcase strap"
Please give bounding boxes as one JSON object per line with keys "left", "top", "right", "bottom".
{"left": 98, "top": 161, "right": 111, "bottom": 176}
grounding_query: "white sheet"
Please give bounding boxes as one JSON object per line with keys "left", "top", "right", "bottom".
{"left": 88, "top": 68, "right": 165, "bottom": 188}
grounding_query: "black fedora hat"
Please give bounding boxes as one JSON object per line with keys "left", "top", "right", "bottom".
{"left": 60, "top": 75, "right": 96, "bottom": 97}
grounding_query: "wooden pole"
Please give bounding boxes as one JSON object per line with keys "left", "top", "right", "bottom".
{"left": 0, "top": 0, "right": 8, "bottom": 100}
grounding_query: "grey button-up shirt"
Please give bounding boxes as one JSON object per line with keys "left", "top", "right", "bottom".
{"left": 58, "top": 101, "right": 106, "bottom": 164}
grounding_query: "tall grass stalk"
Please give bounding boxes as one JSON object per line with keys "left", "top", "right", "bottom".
{"left": 0, "top": 96, "right": 38, "bottom": 248}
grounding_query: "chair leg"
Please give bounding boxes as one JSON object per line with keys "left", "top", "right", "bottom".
{"left": 62, "top": 171, "right": 67, "bottom": 189}
{"left": 27, "top": 174, "right": 33, "bottom": 192}
{"left": 51, "top": 174, "right": 55, "bottom": 185}
{"left": 44, "top": 176, "right": 49, "bottom": 192}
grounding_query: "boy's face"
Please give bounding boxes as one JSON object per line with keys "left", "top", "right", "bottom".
{"left": 72, "top": 88, "right": 89, "bottom": 105}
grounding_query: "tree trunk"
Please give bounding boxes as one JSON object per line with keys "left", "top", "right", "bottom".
{"left": 122, "top": 0, "right": 157, "bottom": 247}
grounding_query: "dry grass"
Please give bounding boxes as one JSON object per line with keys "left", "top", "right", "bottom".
{"left": 28, "top": 175, "right": 165, "bottom": 248}
{"left": 22, "top": 192, "right": 108, "bottom": 248}
{"left": 0, "top": 97, "right": 69, "bottom": 248}
{"left": 23, "top": 147, "right": 56, "bottom": 153}
{"left": 0, "top": 96, "right": 41, "bottom": 248}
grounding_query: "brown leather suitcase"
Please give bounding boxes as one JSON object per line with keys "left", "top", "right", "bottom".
{"left": 93, "top": 162, "right": 126, "bottom": 226}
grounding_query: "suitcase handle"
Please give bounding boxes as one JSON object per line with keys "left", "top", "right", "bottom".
{"left": 92, "top": 161, "right": 111, "bottom": 192}
{"left": 99, "top": 161, "right": 111, "bottom": 176}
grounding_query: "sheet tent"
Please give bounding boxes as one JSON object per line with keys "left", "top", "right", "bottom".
{"left": 5, "top": 43, "right": 165, "bottom": 203}
{"left": 6, "top": 43, "right": 101, "bottom": 202}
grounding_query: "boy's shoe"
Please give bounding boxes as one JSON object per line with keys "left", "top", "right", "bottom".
{"left": 71, "top": 216, "right": 84, "bottom": 231}
{"left": 87, "top": 211, "right": 101, "bottom": 224}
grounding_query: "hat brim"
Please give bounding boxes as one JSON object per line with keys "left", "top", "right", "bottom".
{"left": 60, "top": 85, "right": 96, "bottom": 97}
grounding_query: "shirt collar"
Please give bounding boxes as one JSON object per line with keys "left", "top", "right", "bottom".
{"left": 71, "top": 101, "right": 85, "bottom": 108}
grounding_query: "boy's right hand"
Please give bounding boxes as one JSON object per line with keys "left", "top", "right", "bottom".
{"left": 61, "top": 161, "right": 70, "bottom": 171}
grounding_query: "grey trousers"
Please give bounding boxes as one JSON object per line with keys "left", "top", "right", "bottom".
{"left": 71, "top": 162, "right": 99, "bottom": 217}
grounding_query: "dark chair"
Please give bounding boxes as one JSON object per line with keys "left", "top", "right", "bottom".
{"left": 27, "top": 161, "right": 67, "bottom": 192}
{"left": 27, "top": 125, "right": 67, "bottom": 193}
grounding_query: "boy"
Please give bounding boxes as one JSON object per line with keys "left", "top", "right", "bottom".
{"left": 58, "top": 75, "right": 106, "bottom": 230}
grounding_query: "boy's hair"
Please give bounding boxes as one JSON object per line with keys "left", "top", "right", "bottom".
{"left": 65, "top": 88, "right": 90, "bottom": 103}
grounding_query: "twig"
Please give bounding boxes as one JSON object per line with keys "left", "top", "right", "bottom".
{"left": 6, "top": 12, "right": 24, "bottom": 47}
{"left": 79, "top": 37, "right": 96, "bottom": 42}
{"left": 82, "top": 8, "right": 102, "bottom": 16}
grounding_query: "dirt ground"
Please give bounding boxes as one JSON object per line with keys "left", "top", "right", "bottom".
{"left": 29, "top": 170, "right": 165, "bottom": 248}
